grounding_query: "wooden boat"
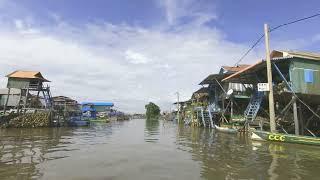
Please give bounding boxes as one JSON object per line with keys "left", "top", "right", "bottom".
{"left": 68, "top": 116, "right": 89, "bottom": 127}
{"left": 89, "top": 118, "right": 109, "bottom": 123}
{"left": 251, "top": 130, "right": 320, "bottom": 146}
{"left": 68, "top": 120, "right": 89, "bottom": 127}
{"left": 214, "top": 125, "right": 238, "bottom": 134}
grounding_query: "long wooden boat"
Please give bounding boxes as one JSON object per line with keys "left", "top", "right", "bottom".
{"left": 251, "top": 130, "right": 320, "bottom": 146}
{"left": 89, "top": 118, "right": 109, "bottom": 123}
{"left": 68, "top": 120, "right": 89, "bottom": 127}
{"left": 214, "top": 125, "right": 238, "bottom": 134}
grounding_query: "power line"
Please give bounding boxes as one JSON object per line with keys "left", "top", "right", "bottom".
{"left": 270, "top": 13, "right": 320, "bottom": 32}
{"left": 234, "top": 12, "right": 320, "bottom": 66}
{"left": 234, "top": 34, "right": 264, "bottom": 66}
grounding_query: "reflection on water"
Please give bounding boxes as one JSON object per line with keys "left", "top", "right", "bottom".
{"left": 0, "top": 128, "right": 74, "bottom": 179}
{"left": 1, "top": 119, "right": 320, "bottom": 179}
{"left": 144, "top": 119, "right": 160, "bottom": 143}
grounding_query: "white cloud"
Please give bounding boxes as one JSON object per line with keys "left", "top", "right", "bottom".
{"left": 125, "top": 50, "right": 151, "bottom": 64}
{"left": 157, "top": 0, "right": 217, "bottom": 25}
{"left": 0, "top": 1, "right": 315, "bottom": 113}
{"left": 14, "top": 19, "right": 23, "bottom": 29}
{"left": 0, "top": 17, "right": 255, "bottom": 113}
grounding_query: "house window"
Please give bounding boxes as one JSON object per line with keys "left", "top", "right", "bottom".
{"left": 304, "top": 69, "right": 314, "bottom": 83}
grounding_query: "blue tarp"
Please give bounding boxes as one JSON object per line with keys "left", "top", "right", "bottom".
{"left": 81, "top": 102, "right": 114, "bottom": 106}
{"left": 82, "top": 106, "right": 96, "bottom": 112}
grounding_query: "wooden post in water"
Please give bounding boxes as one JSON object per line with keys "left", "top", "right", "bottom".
{"left": 17, "top": 91, "right": 22, "bottom": 114}
{"left": 175, "top": 92, "right": 180, "bottom": 123}
{"left": 230, "top": 98, "right": 233, "bottom": 121}
{"left": 23, "top": 87, "right": 29, "bottom": 114}
{"left": 299, "top": 104, "right": 304, "bottom": 135}
{"left": 3, "top": 88, "right": 11, "bottom": 114}
{"left": 264, "top": 24, "right": 276, "bottom": 133}
{"left": 292, "top": 96, "right": 299, "bottom": 135}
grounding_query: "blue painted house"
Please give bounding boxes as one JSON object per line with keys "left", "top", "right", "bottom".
{"left": 81, "top": 102, "right": 114, "bottom": 118}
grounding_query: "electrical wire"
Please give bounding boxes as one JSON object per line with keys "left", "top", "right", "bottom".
{"left": 234, "top": 13, "right": 320, "bottom": 66}
{"left": 269, "top": 13, "right": 320, "bottom": 32}
{"left": 234, "top": 34, "right": 264, "bottom": 66}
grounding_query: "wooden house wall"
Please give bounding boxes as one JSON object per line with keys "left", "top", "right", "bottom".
{"left": 289, "top": 58, "right": 320, "bottom": 95}
{"left": 7, "top": 78, "right": 30, "bottom": 89}
{"left": 0, "top": 94, "right": 24, "bottom": 107}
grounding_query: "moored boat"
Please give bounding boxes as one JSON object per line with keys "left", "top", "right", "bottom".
{"left": 251, "top": 130, "right": 320, "bottom": 146}
{"left": 68, "top": 116, "right": 89, "bottom": 127}
{"left": 214, "top": 125, "right": 238, "bottom": 134}
{"left": 89, "top": 118, "right": 109, "bottom": 123}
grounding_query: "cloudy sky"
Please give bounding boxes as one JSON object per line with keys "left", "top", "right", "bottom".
{"left": 0, "top": 0, "right": 319, "bottom": 113}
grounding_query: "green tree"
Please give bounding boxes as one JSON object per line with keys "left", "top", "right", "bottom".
{"left": 145, "top": 102, "right": 160, "bottom": 120}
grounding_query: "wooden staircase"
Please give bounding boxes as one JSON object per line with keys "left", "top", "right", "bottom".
{"left": 244, "top": 91, "right": 264, "bottom": 124}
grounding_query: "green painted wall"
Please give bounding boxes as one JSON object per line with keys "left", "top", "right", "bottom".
{"left": 290, "top": 58, "right": 320, "bottom": 95}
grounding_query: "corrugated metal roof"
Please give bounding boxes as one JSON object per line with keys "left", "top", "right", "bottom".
{"left": 272, "top": 50, "right": 320, "bottom": 61}
{"left": 199, "top": 74, "right": 227, "bottom": 85}
{"left": 81, "top": 102, "right": 114, "bottom": 106}
{"left": 53, "top": 96, "right": 78, "bottom": 104}
{"left": 193, "top": 87, "right": 209, "bottom": 94}
{"left": 222, "top": 56, "right": 297, "bottom": 82}
{"left": 6, "top": 70, "right": 50, "bottom": 82}
{"left": 222, "top": 50, "right": 320, "bottom": 83}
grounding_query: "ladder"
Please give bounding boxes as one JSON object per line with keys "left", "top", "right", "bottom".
{"left": 200, "top": 107, "right": 214, "bottom": 128}
{"left": 244, "top": 91, "right": 264, "bottom": 123}
{"left": 184, "top": 117, "right": 192, "bottom": 125}
{"left": 207, "top": 107, "right": 214, "bottom": 128}
{"left": 43, "top": 87, "right": 53, "bottom": 108}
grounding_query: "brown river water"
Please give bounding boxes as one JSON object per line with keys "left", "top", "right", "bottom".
{"left": 1, "top": 119, "right": 320, "bottom": 180}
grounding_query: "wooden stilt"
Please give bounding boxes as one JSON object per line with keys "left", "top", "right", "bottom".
{"left": 230, "top": 98, "right": 233, "bottom": 121}
{"left": 292, "top": 96, "right": 299, "bottom": 135}
{"left": 17, "top": 91, "right": 22, "bottom": 114}
{"left": 24, "top": 88, "right": 29, "bottom": 114}
{"left": 3, "top": 88, "right": 11, "bottom": 114}
{"left": 299, "top": 104, "right": 304, "bottom": 135}
{"left": 36, "top": 91, "right": 40, "bottom": 107}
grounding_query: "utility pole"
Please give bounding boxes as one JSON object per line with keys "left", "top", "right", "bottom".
{"left": 175, "top": 92, "right": 180, "bottom": 123}
{"left": 264, "top": 24, "right": 276, "bottom": 132}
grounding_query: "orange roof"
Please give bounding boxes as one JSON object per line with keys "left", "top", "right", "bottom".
{"left": 221, "top": 64, "right": 250, "bottom": 73}
{"left": 222, "top": 61, "right": 263, "bottom": 82}
{"left": 6, "top": 70, "right": 50, "bottom": 82}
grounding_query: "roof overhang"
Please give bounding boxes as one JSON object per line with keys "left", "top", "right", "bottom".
{"left": 199, "top": 74, "right": 229, "bottom": 85}
{"left": 222, "top": 57, "right": 293, "bottom": 83}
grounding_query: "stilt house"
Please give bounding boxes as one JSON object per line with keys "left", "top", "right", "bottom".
{"left": 188, "top": 65, "right": 250, "bottom": 127}
{"left": 4, "top": 71, "right": 52, "bottom": 113}
{"left": 222, "top": 50, "right": 320, "bottom": 136}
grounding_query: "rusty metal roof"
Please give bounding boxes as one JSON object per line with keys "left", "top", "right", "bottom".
{"left": 221, "top": 64, "right": 251, "bottom": 73}
{"left": 222, "top": 61, "right": 264, "bottom": 82}
{"left": 199, "top": 65, "right": 250, "bottom": 85}
{"left": 6, "top": 70, "right": 50, "bottom": 82}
